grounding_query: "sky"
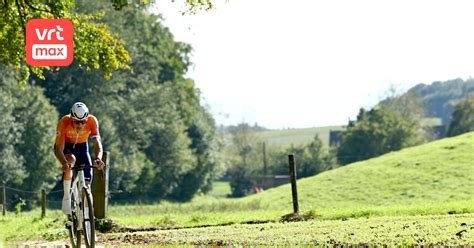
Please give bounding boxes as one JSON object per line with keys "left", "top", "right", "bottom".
{"left": 153, "top": 0, "right": 474, "bottom": 129}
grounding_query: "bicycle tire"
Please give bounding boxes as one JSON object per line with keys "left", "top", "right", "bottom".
{"left": 68, "top": 191, "right": 81, "bottom": 248}
{"left": 82, "top": 187, "right": 96, "bottom": 248}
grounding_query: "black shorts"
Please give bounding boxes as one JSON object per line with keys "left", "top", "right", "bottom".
{"left": 59, "top": 142, "right": 93, "bottom": 182}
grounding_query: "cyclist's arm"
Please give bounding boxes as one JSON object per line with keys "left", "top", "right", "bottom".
{"left": 54, "top": 142, "right": 69, "bottom": 167}
{"left": 54, "top": 122, "right": 69, "bottom": 166}
{"left": 90, "top": 116, "right": 103, "bottom": 161}
{"left": 92, "top": 137, "right": 103, "bottom": 161}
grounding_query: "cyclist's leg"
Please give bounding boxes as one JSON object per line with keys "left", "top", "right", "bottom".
{"left": 64, "top": 153, "right": 75, "bottom": 180}
{"left": 73, "top": 143, "right": 93, "bottom": 206}
{"left": 61, "top": 143, "right": 75, "bottom": 215}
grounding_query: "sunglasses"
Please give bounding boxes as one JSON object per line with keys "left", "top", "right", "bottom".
{"left": 73, "top": 119, "right": 87, "bottom": 125}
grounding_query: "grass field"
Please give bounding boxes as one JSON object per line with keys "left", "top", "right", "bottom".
{"left": 254, "top": 119, "right": 443, "bottom": 148}
{"left": 1, "top": 132, "right": 473, "bottom": 246}
{"left": 206, "top": 181, "right": 231, "bottom": 198}
{"left": 101, "top": 213, "right": 474, "bottom": 246}
{"left": 255, "top": 125, "right": 345, "bottom": 147}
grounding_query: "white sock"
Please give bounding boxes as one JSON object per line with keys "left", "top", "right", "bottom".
{"left": 84, "top": 207, "right": 89, "bottom": 218}
{"left": 63, "top": 180, "right": 71, "bottom": 199}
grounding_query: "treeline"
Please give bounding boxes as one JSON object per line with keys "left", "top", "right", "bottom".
{"left": 407, "top": 78, "right": 474, "bottom": 124}
{"left": 2, "top": 1, "right": 474, "bottom": 203}
{"left": 226, "top": 87, "right": 474, "bottom": 196}
{"left": 0, "top": 2, "right": 221, "bottom": 206}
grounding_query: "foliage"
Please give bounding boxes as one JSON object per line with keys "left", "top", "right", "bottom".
{"left": 447, "top": 93, "right": 474, "bottom": 137}
{"left": 226, "top": 123, "right": 262, "bottom": 197}
{"left": 14, "top": 199, "right": 26, "bottom": 215}
{"left": 0, "top": 0, "right": 214, "bottom": 83}
{"left": 225, "top": 125, "right": 336, "bottom": 197}
{"left": 0, "top": 83, "right": 25, "bottom": 186}
{"left": 336, "top": 107, "right": 424, "bottom": 165}
{"left": 229, "top": 163, "right": 258, "bottom": 197}
{"left": 0, "top": 66, "right": 59, "bottom": 209}
{"left": 404, "top": 78, "right": 474, "bottom": 124}
{"left": 254, "top": 125, "right": 345, "bottom": 147}
{"left": 9, "top": 83, "right": 59, "bottom": 193}
{"left": 170, "top": 108, "right": 220, "bottom": 200}
{"left": 26, "top": 1, "right": 220, "bottom": 202}
{"left": 0, "top": 0, "right": 131, "bottom": 82}
{"left": 267, "top": 134, "right": 334, "bottom": 178}
{"left": 378, "top": 88, "right": 426, "bottom": 121}
{"left": 223, "top": 123, "right": 268, "bottom": 133}
{"left": 110, "top": 0, "right": 214, "bottom": 13}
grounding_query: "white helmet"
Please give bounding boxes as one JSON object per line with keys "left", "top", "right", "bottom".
{"left": 70, "top": 102, "right": 89, "bottom": 120}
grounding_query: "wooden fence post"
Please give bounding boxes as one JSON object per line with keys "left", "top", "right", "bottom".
{"left": 288, "top": 154, "right": 299, "bottom": 213}
{"left": 93, "top": 151, "right": 110, "bottom": 219}
{"left": 263, "top": 142, "right": 268, "bottom": 176}
{"left": 41, "top": 189, "right": 46, "bottom": 218}
{"left": 2, "top": 182, "right": 5, "bottom": 216}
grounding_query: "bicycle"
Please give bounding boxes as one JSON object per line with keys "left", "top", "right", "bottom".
{"left": 66, "top": 164, "right": 97, "bottom": 248}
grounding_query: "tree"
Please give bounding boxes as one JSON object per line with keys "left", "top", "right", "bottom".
{"left": 268, "top": 135, "right": 332, "bottom": 178}
{"left": 170, "top": 109, "right": 221, "bottom": 201}
{"left": 10, "top": 84, "right": 59, "bottom": 193}
{"left": 400, "top": 78, "right": 474, "bottom": 124}
{"left": 447, "top": 93, "right": 474, "bottom": 137}
{"left": 378, "top": 87, "right": 425, "bottom": 121}
{"left": 110, "top": 0, "right": 213, "bottom": 12}
{"left": 0, "top": 0, "right": 213, "bottom": 82}
{"left": 227, "top": 123, "right": 261, "bottom": 197}
{"left": 0, "top": 66, "right": 59, "bottom": 209}
{"left": 0, "top": 89, "right": 25, "bottom": 186}
{"left": 30, "top": 1, "right": 220, "bottom": 202}
{"left": 0, "top": 0, "right": 131, "bottom": 81}
{"left": 337, "top": 107, "right": 424, "bottom": 165}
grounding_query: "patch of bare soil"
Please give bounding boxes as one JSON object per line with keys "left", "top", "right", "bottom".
{"left": 15, "top": 213, "right": 312, "bottom": 247}
{"left": 101, "top": 233, "right": 167, "bottom": 246}
{"left": 14, "top": 235, "right": 108, "bottom": 248}
{"left": 280, "top": 212, "right": 312, "bottom": 222}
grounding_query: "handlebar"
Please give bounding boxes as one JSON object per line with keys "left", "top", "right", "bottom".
{"left": 71, "top": 164, "right": 100, "bottom": 171}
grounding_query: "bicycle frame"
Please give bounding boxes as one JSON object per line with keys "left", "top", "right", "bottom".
{"left": 68, "top": 164, "right": 96, "bottom": 248}
{"left": 70, "top": 167, "right": 86, "bottom": 230}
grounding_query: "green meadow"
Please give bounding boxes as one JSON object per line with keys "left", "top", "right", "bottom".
{"left": 255, "top": 125, "right": 345, "bottom": 147}
{"left": 1, "top": 132, "right": 473, "bottom": 246}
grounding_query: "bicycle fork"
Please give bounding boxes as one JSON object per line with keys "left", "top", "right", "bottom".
{"left": 72, "top": 186, "right": 83, "bottom": 230}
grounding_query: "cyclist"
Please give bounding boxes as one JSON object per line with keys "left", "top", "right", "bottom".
{"left": 54, "top": 102, "right": 105, "bottom": 215}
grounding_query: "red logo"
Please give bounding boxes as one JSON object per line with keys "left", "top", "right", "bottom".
{"left": 26, "top": 19, "right": 74, "bottom": 66}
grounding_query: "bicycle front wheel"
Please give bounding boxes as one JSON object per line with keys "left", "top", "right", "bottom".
{"left": 68, "top": 191, "right": 81, "bottom": 248}
{"left": 82, "top": 187, "right": 96, "bottom": 248}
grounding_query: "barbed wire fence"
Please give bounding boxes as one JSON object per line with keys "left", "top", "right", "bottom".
{"left": 0, "top": 185, "right": 132, "bottom": 216}
{"left": 0, "top": 152, "right": 394, "bottom": 217}
{"left": 1, "top": 183, "right": 64, "bottom": 217}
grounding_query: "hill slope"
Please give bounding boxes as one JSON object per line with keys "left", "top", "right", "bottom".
{"left": 100, "top": 133, "right": 473, "bottom": 229}
{"left": 242, "top": 132, "right": 474, "bottom": 211}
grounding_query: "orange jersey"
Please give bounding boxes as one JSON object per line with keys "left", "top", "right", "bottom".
{"left": 55, "top": 114, "right": 100, "bottom": 145}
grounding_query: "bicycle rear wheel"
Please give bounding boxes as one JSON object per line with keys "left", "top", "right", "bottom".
{"left": 68, "top": 192, "right": 81, "bottom": 248}
{"left": 82, "top": 187, "right": 96, "bottom": 248}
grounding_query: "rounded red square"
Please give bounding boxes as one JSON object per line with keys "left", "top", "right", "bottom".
{"left": 26, "top": 19, "right": 74, "bottom": 66}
